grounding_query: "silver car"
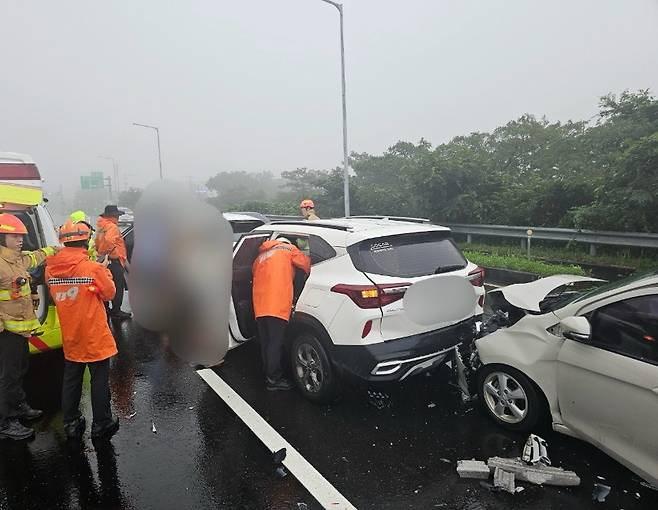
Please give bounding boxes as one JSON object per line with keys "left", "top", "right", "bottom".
{"left": 476, "top": 271, "right": 658, "bottom": 487}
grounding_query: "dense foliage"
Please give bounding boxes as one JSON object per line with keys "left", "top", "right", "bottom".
{"left": 207, "top": 91, "right": 658, "bottom": 232}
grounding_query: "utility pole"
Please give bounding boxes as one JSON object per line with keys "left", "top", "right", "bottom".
{"left": 132, "top": 123, "right": 163, "bottom": 179}
{"left": 318, "top": 0, "right": 350, "bottom": 216}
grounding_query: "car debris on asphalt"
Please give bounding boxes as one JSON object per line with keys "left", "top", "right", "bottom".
{"left": 488, "top": 457, "right": 580, "bottom": 486}
{"left": 457, "top": 460, "right": 490, "bottom": 480}
{"left": 522, "top": 434, "right": 551, "bottom": 466}
{"left": 592, "top": 483, "right": 611, "bottom": 503}
{"left": 493, "top": 467, "right": 517, "bottom": 494}
{"left": 457, "top": 434, "right": 581, "bottom": 490}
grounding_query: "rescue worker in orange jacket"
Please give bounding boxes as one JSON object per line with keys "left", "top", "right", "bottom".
{"left": 0, "top": 213, "right": 58, "bottom": 441}
{"left": 252, "top": 236, "right": 311, "bottom": 391}
{"left": 96, "top": 205, "right": 131, "bottom": 320}
{"left": 46, "top": 220, "right": 120, "bottom": 441}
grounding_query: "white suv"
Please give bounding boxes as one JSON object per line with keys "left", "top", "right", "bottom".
{"left": 229, "top": 217, "right": 485, "bottom": 402}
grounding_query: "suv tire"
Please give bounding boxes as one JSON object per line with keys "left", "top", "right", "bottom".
{"left": 291, "top": 332, "right": 338, "bottom": 403}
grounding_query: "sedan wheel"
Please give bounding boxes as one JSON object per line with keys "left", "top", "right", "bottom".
{"left": 482, "top": 371, "right": 528, "bottom": 424}
{"left": 477, "top": 364, "right": 543, "bottom": 431}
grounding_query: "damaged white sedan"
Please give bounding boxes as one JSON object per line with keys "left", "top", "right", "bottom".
{"left": 475, "top": 271, "right": 658, "bottom": 487}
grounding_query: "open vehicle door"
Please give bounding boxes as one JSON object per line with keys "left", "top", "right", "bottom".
{"left": 229, "top": 233, "right": 271, "bottom": 345}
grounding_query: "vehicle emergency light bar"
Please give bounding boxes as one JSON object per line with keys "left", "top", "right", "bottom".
{"left": 0, "top": 163, "right": 42, "bottom": 180}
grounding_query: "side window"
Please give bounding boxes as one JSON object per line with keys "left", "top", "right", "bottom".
{"left": 590, "top": 295, "right": 658, "bottom": 365}
{"left": 233, "top": 234, "right": 270, "bottom": 268}
{"left": 308, "top": 235, "right": 336, "bottom": 265}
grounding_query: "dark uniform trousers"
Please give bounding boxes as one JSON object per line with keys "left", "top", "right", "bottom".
{"left": 256, "top": 316, "right": 288, "bottom": 382}
{"left": 108, "top": 260, "right": 125, "bottom": 313}
{"left": 62, "top": 358, "right": 113, "bottom": 429}
{"left": 0, "top": 331, "right": 29, "bottom": 425}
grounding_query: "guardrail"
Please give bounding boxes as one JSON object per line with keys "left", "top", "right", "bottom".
{"left": 444, "top": 223, "right": 658, "bottom": 255}
{"left": 262, "top": 217, "right": 658, "bottom": 255}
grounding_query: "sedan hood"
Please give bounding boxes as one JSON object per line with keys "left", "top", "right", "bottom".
{"left": 490, "top": 275, "right": 603, "bottom": 313}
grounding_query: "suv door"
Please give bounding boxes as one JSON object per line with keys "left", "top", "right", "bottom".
{"left": 556, "top": 293, "right": 658, "bottom": 485}
{"left": 229, "top": 233, "right": 271, "bottom": 343}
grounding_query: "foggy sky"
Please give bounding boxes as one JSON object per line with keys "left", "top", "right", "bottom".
{"left": 2, "top": 0, "right": 657, "bottom": 196}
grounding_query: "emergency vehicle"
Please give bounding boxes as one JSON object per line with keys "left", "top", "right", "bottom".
{"left": 0, "top": 152, "right": 62, "bottom": 354}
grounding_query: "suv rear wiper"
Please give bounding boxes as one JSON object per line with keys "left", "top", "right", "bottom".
{"left": 434, "top": 264, "right": 466, "bottom": 274}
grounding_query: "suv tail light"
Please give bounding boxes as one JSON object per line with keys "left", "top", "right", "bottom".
{"left": 468, "top": 267, "right": 485, "bottom": 287}
{"left": 331, "top": 283, "right": 410, "bottom": 309}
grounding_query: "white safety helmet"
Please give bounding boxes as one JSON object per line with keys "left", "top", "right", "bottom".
{"left": 275, "top": 235, "right": 293, "bottom": 244}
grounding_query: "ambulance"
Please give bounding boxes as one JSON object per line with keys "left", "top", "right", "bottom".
{"left": 0, "top": 152, "right": 62, "bottom": 354}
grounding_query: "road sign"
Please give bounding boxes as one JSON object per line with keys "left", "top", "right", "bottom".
{"left": 81, "top": 172, "right": 104, "bottom": 190}
{"left": 90, "top": 171, "right": 104, "bottom": 188}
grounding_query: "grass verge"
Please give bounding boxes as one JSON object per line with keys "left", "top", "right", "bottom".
{"left": 458, "top": 241, "right": 658, "bottom": 271}
{"left": 463, "top": 250, "right": 586, "bottom": 277}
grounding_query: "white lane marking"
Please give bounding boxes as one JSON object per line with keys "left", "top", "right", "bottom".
{"left": 197, "top": 369, "right": 357, "bottom": 510}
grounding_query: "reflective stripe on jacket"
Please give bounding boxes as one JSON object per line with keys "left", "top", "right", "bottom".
{"left": 0, "top": 245, "right": 50, "bottom": 337}
{"left": 96, "top": 217, "right": 127, "bottom": 265}
{"left": 252, "top": 240, "right": 311, "bottom": 322}
{"left": 45, "top": 247, "right": 117, "bottom": 362}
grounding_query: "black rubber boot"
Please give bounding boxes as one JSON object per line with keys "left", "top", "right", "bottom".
{"left": 15, "top": 402, "right": 43, "bottom": 421}
{"left": 64, "top": 416, "right": 86, "bottom": 441}
{"left": 0, "top": 419, "right": 35, "bottom": 441}
{"left": 91, "top": 416, "right": 120, "bottom": 440}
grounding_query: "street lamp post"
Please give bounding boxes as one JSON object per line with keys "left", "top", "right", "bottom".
{"left": 132, "top": 122, "right": 163, "bottom": 180}
{"left": 318, "top": 0, "right": 350, "bottom": 217}
{"left": 99, "top": 156, "right": 119, "bottom": 202}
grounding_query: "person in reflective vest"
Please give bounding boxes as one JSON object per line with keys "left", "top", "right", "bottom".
{"left": 96, "top": 205, "right": 130, "bottom": 320}
{"left": 0, "top": 213, "right": 58, "bottom": 441}
{"left": 69, "top": 210, "right": 97, "bottom": 261}
{"left": 252, "top": 236, "right": 311, "bottom": 391}
{"left": 46, "top": 220, "right": 119, "bottom": 441}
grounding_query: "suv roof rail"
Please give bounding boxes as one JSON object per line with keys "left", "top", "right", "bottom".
{"left": 345, "top": 215, "right": 431, "bottom": 224}
{"left": 269, "top": 221, "right": 352, "bottom": 232}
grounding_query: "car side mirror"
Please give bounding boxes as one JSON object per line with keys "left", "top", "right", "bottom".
{"left": 560, "top": 316, "right": 591, "bottom": 343}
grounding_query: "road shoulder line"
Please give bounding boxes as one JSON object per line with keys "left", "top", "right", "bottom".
{"left": 197, "top": 368, "right": 356, "bottom": 510}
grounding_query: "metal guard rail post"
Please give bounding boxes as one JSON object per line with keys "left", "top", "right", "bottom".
{"left": 444, "top": 223, "right": 658, "bottom": 255}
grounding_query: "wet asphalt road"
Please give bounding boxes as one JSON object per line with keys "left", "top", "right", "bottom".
{"left": 2, "top": 313, "right": 658, "bottom": 509}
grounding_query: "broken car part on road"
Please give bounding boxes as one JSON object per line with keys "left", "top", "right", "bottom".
{"left": 457, "top": 434, "right": 581, "bottom": 490}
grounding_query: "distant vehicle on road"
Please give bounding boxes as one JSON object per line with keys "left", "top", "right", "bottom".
{"left": 476, "top": 272, "right": 658, "bottom": 487}
{"left": 230, "top": 217, "right": 486, "bottom": 403}
{"left": 118, "top": 207, "right": 134, "bottom": 230}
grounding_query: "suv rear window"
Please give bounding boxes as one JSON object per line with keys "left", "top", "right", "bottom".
{"left": 348, "top": 231, "right": 466, "bottom": 278}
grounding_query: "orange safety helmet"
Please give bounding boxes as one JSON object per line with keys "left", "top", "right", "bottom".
{"left": 300, "top": 199, "right": 315, "bottom": 209}
{"left": 0, "top": 213, "right": 28, "bottom": 235}
{"left": 59, "top": 219, "right": 92, "bottom": 243}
